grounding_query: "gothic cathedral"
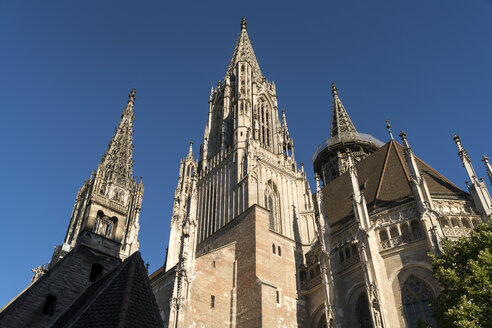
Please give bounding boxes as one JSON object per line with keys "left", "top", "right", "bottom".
{"left": 150, "top": 19, "right": 492, "bottom": 328}
{"left": 1, "top": 19, "right": 491, "bottom": 328}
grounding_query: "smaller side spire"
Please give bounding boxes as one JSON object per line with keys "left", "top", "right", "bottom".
{"left": 330, "top": 83, "right": 358, "bottom": 138}
{"left": 482, "top": 155, "right": 492, "bottom": 187}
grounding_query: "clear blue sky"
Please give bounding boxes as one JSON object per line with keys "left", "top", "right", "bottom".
{"left": 1, "top": 1, "right": 491, "bottom": 307}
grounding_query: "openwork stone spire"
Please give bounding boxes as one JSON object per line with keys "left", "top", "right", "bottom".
{"left": 330, "top": 83, "right": 359, "bottom": 138}
{"left": 225, "top": 18, "right": 262, "bottom": 79}
{"left": 99, "top": 88, "right": 136, "bottom": 189}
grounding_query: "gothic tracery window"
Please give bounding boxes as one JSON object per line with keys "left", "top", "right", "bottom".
{"left": 258, "top": 98, "right": 272, "bottom": 149}
{"left": 265, "top": 180, "right": 281, "bottom": 233}
{"left": 402, "top": 275, "right": 436, "bottom": 328}
{"left": 93, "top": 211, "right": 117, "bottom": 238}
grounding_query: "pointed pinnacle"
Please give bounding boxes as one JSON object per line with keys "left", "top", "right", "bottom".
{"left": 453, "top": 134, "right": 464, "bottom": 151}
{"left": 240, "top": 17, "right": 247, "bottom": 31}
{"left": 399, "top": 130, "right": 411, "bottom": 150}
{"left": 399, "top": 130, "right": 407, "bottom": 141}
{"left": 186, "top": 141, "right": 194, "bottom": 159}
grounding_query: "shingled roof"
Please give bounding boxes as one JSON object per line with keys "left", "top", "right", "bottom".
{"left": 321, "top": 140, "right": 468, "bottom": 228}
{"left": 52, "top": 251, "right": 163, "bottom": 328}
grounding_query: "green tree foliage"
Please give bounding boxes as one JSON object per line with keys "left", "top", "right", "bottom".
{"left": 430, "top": 222, "right": 492, "bottom": 328}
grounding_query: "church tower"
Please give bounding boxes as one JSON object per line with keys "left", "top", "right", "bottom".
{"left": 153, "top": 19, "right": 317, "bottom": 327}
{"left": 0, "top": 89, "right": 149, "bottom": 328}
{"left": 164, "top": 17, "right": 316, "bottom": 255}
{"left": 50, "top": 88, "right": 144, "bottom": 267}
{"left": 193, "top": 17, "right": 315, "bottom": 243}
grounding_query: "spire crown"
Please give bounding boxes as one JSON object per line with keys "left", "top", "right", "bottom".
{"left": 225, "top": 19, "right": 261, "bottom": 79}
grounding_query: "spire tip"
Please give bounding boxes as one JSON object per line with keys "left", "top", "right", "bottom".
{"left": 129, "top": 88, "right": 136, "bottom": 102}
{"left": 386, "top": 120, "right": 394, "bottom": 140}
{"left": 240, "top": 17, "right": 247, "bottom": 31}
{"left": 331, "top": 82, "right": 338, "bottom": 97}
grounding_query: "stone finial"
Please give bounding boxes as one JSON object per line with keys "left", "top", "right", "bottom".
{"left": 399, "top": 130, "right": 413, "bottom": 151}
{"left": 331, "top": 82, "right": 338, "bottom": 97}
{"left": 386, "top": 120, "right": 394, "bottom": 140}
{"left": 240, "top": 17, "right": 247, "bottom": 31}
{"left": 186, "top": 141, "right": 194, "bottom": 159}
{"left": 482, "top": 155, "right": 492, "bottom": 186}
{"left": 453, "top": 133, "right": 470, "bottom": 162}
{"left": 399, "top": 130, "right": 407, "bottom": 142}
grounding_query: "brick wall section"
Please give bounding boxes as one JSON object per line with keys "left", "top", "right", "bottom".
{"left": 188, "top": 205, "right": 303, "bottom": 327}
{"left": 151, "top": 205, "right": 307, "bottom": 327}
{"left": 0, "top": 244, "right": 120, "bottom": 328}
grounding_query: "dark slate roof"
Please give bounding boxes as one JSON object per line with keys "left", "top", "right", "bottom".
{"left": 322, "top": 140, "right": 468, "bottom": 228}
{"left": 52, "top": 252, "right": 163, "bottom": 328}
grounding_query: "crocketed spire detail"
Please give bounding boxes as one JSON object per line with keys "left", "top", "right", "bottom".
{"left": 330, "top": 83, "right": 359, "bottom": 138}
{"left": 225, "top": 18, "right": 262, "bottom": 79}
{"left": 99, "top": 88, "right": 136, "bottom": 189}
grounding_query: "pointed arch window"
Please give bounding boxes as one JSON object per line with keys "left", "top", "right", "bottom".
{"left": 258, "top": 98, "right": 272, "bottom": 150}
{"left": 264, "top": 180, "right": 281, "bottom": 233}
{"left": 402, "top": 275, "right": 436, "bottom": 328}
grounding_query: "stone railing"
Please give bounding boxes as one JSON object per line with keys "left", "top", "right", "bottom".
{"left": 379, "top": 224, "right": 425, "bottom": 251}
{"left": 92, "top": 193, "right": 127, "bottom": 214}
{"left": 338, "top": 254, "right": 360, "bottom": 271}
{"left": 442, "top": 226, "right": 472, "bottom": 238}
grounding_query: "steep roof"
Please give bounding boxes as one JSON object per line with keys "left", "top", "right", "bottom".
{"left": 52, "top": 252, "right": 163, "bottom": 328}
{"left": 321, "top": 140, "right": 468, "bottom": 228}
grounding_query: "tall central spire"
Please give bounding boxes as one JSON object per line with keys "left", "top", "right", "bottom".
{"left": 225, "top": 18, "right": 262, "bottom": 79}
{"left": 330, "top": 83, "right": 358, "bottom": 138}
{"left": 99, "top": 88, "right": 136, "bottom": 189}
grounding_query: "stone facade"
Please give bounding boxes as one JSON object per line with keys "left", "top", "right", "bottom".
{"left": 2, "top": 19, "right": 491, "bottom": 328}
{"left": 151, "top": 19, "right": 492, "bottom": 328}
